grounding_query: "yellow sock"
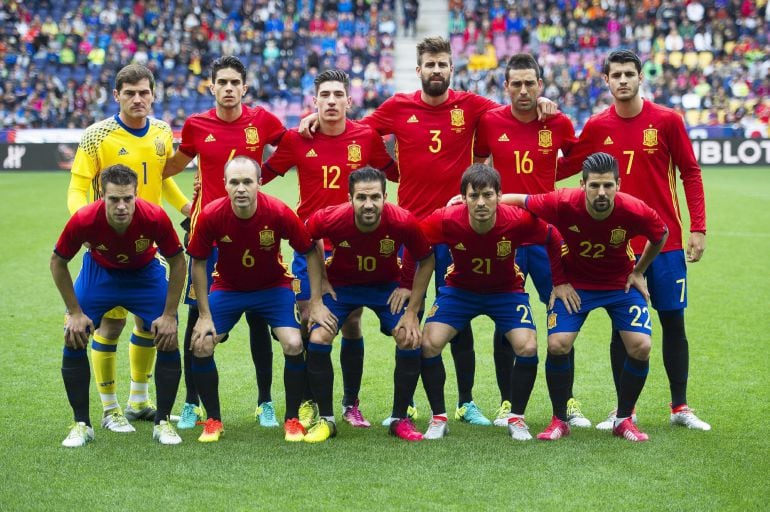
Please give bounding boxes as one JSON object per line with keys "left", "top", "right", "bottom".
{"left": 129, "top": 328, "right": 156, "bottom": 404}
{"left": 92, "top": 334, "right": 119, "bottom": 412}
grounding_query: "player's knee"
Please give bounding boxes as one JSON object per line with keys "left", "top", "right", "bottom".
{"left": 192, "top": 343, "right": 213, "bottom": 358}
{"left": 278, "top": 333, "right": 304, "bottom": 356}
{"left": 516, "top": 339, "right": 538, "bottom": 357}
{"left": 393, "top": 331, "right": 410, "bottom": 349}
{"left": 546, "top": 334, "right": 572, "bottom": 355}
{"left": 340, "top": 311, "right": 363, "bottom": 339}
{"left": 309, "top": 328, "right": 333, "bottom": 346}
{"left": 627, "top": 336, "right": 651, "bottom": 360}
{"left": 420, "top": 336, "right": 443, "bottom": 357}
{"left": 98, "top": 318, "right": 125, "bottom": 339}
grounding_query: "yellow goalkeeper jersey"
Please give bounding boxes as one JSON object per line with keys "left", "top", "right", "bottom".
{"left": 67, "top": 115, "right": 188, "bottom": 214}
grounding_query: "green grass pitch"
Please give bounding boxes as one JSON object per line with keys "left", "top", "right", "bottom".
{"left": 0, "top": 167, "right": 768, "bottom": 510}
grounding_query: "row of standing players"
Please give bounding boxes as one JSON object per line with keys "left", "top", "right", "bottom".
{"left": 53, "top": 36, "right": 711, "bottom": 447}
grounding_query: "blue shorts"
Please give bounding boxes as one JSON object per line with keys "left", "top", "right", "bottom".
{"left": 184, "top": 247, "right": 218, "bottom": 306}
{"left": 515, "top": 244, "right": 552, "bottom": 305}
{"left": 292, "top": 249, "right": 331, "bottom": 301}
{"left": 433, "top": 243, "right": 452, "bottom": 292}
{"left": 643, "top": 250, "right": 687, "bottom": 312}
{"left": 312, "top": 283, "right": 403, "bottom": 336}
{"left": 209, "top": 287, "right": 300, "bottom": 335}
{"left": 547, "top": 288, "right": 652, "bottom": 336}
{"left": 74, "top": 251, "right": 168, "bottom": 330}
{"left": 426, "top": 286, "right": 536, "bottom": 335}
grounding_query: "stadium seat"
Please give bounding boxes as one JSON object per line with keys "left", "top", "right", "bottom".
{"left": 685, "top": 109, "right": 701, "bottom": 126}
{"left": 668, "top": 51, "right": 683, "bottom": 68}
{"left": 683, "top": 52, "right": 698, "bottom": 70}
{"left": 698, "top": 51, "right": 714, "bottom": 68}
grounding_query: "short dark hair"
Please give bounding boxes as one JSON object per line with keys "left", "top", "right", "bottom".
{"left": 314, "top": 69, "right": 350, "bottom": 93}
{"left": 416, "top": 36, "right": 452, "bottom": 65}
{"left": 349, "top": 166, "right": 386, "bottom": 196}
{"left": 603, "top": 49, "right": 642, "bottom": 75}
{"left": 225, "top": 155, "right": 261, "bottom": 180}
{"left": 101, "top": 164, "right": 138, "bottom": 191}
{"left": 505, "top": 53, "right": 541, "bottom": 81}
{"left": 581, "top": 152, "right": 619, "bottom": 181}
{"left": 460, "top": 163, "right": 501, "bottom": 195}
{"left": 115, "top": 64, "right": 155, "bottom": 92}
{"left": 211, "top": 55, "right": 247, "bottom": 82}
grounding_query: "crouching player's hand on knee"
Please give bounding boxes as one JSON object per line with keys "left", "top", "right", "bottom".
{"left": 152, "top": 314, "right": 179, "bottom": 351}
{"left": 191, "top": 316, "right": 217, "bottom": 357}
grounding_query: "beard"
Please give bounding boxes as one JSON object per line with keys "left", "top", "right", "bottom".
{"left": 421, "top": 74, "right": 450, "bottom": 97}
{"left": 592, "top": 198, "right": 611, "bottom": 212}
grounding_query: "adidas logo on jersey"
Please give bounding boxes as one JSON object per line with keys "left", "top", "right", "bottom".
{"left": 219, "top": 235, "right": 232, "bottom": 243}
{"left": 118, "top": 148, "right": 128, "bottom": 156}
{"left": 306, "top": 149, "right": 318, "bottom": 157}
{"left": 568, "top": 225, "right": 580, "bottom": 233}
{"left": 454, "top": 243, "right": 466, "bottom": 250}
{"left": 603, "top": 136, "right": 614, "bottom": 145}
{"left": 338, "top": 241, "right": 351, "bottom": 247}
{"left": 95, "top": 244, "right": 108, "bottom": 251}
{"left": 205, "top": 134, "right": 216, "bottom": 142}
{"left": 498, "top": 133, "right": 509, "bottom": 142}
{"left": 407, "top": 115, "right": 418, "bottom": 123}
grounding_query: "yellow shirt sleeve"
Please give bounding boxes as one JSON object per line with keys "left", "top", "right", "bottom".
{"left": 67, "top": 172, "right": 92, "bottom": 215}
{"left": 162, "top": 177, "right": 190, "bottom": 214}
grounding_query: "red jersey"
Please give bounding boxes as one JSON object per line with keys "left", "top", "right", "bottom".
{"left": 525, "top": 188, "right": 668, "bottom": 291}
{"left": 178, "top": 105, "right": 286, "bottom": 223}
{"left": 419, "top": 203, "right": 566, "bottom": 293}
{"left": 54, "top": 198, "right": 182, "bottom": 270}
{"left": 362, "top": 89, "right": 498, "bottom": 219}
{"left": 263, "top": 120, "right": 397, "bottom": 222}
{"left": 475, "top": 107, "right": 576, "bottom": 194}
{"left": 306, "top": 202, "right": 432, "bottom": 287}
{"left": 187, "top": 192, "right": 314, "bottom": 292}
{"left": 557, "top": 100, "right": 705, "bottom": 253}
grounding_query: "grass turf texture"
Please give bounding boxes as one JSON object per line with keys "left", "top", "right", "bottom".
{"left": 0, "top": 167, "right": 767, "bottom": 510}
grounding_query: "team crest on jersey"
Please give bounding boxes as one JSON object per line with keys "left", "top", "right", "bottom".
{"left": 135, "top": 238, "right": 150, "bottom": 253}
{"left": 642, "top": 127, "right": 658, "bottom": 147}
{"left": 538, "top": 129, "right": 553, "bottom": 148}
{"left": 245, "top": 126, "right": 259, "bottom": 145}
{"left": 609, "top": 228, "right": 627, "bottom": 247}
{"left": 547, "top": 312, "right": 557, "bottom": 329}
{"left": 259, "top": 229, "right": 275, "bottom": 247}
{"left": 154, "top": 137, "right": 166, "bottom": 156}
{"left": 450, "top": 108, "right": 465, "bottom": 128}
{"left": 497, "top": 240, "right": 512, "bottom": 257}
{"left": 427, "top": 304, "right": 439, "bottom": 319}
{"left": 347, "top": 143, "right": 362, "bottom": 163}
{"left": 379, "top": 238, "right": 396, "bottom": 256}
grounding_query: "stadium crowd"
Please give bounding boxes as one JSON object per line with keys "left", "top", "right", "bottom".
{"left": 2, "top": 0, "right": 769, "bottom": 135}
{"left": 0, "top": 0, "right": 400, "bottom": 129}
{"left": 448, "top": 0, "right": 770, "bottom": 135}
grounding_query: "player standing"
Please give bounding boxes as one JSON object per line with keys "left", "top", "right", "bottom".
{"left": 66, "top": 64, "right": 191, "bottom": 433}
{"left": 302, "top": 37, "right": 556, "bottom": 425}
{"left": 503, "top": 152, "right": 669, "bottom": 442}
{"left": 557, "top": 50, "right": 710, "bottom": 431}
{"left": 302, "top": 167, "right": 435, "bottom": 442}
{"left": 164, "top": 56, "right": 286, "bottom": 429}
{"left": 53, "top": 165, "right": 186, "bottom": 447}
{"left": 186, "top": 156, "right": 336, "bottom": 443}
{"left": 263, "top": 70, "right": 397, "bottom": 428}
{"left": 473, "top": 53, "right": 590, "bottom": 428}
{"left": 391, "top": 164, "right": 570, "bottom": 441}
